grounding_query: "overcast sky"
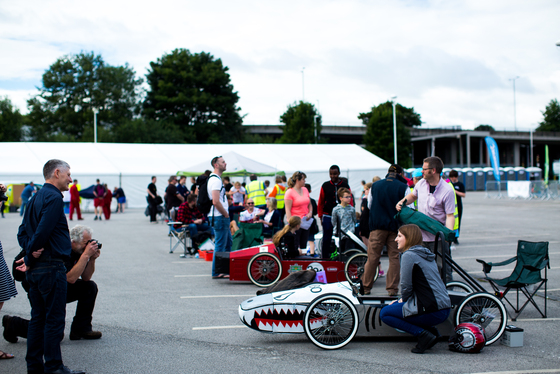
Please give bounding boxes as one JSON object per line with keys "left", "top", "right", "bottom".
{"left": 1, "top": 0, "right": 559, "bottom": 131}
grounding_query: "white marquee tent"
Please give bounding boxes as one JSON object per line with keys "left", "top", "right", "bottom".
{"left": 1, "top": 142, "right": 391, "bottom": 208}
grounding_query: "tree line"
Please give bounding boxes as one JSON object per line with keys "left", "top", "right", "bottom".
{"left": 3, "top": 50, "right": 557, "bottom": 167}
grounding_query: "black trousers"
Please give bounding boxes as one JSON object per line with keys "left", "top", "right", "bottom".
{"left": 149, "top": 202, "right": 159, "bottom": 222}
{"left": 8, "top": 280, "right": 98, "bottom": 338}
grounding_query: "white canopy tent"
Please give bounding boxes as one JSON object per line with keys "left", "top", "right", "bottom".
{"left": 0, "top": 142, "right": 391, "bottom": 208}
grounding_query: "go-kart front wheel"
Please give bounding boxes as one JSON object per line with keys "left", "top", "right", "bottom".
{"left": 303, "top": 293, "right": 359, "bottom": 350}
{"left": 345, "top": 253, "right": 375, "bottom": 283}
{"left": 247, "top": 253, "right": 282, "bottom": 287}
{"left": 454, "top": 292, "right": 507, "bottom": 345}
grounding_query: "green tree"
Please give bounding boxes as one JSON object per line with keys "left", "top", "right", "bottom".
{"left": 0, "top": 96, "right": 24, "bottom": 141}
{"left": 536, "top": 99, "right": 560, "bottom": 131}
{"left": 111, "top": 118, "right": 184, "bottom": 143}
{"left": 359, "top": 101, "right": 421, "bottom": 168}
{"left": 26, "top": 52, "right": 143, "bottom": 141}
{"left": 474, "top": 124, "right": 495, "bottom": 131}
{"left": 143, "top": 49, "right": 244, "bottom": 143}
{"left": 277, "top": 101, "right": 321, "bottom": 143}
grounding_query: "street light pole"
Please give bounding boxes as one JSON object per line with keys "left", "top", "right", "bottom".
{"left": 314, "top": 115, "right": 319, "bottom": 144}
{"left": 92, "top": 108, "right": 99, "bottom": 143}
{"left": 530, "top": 126, "right": 534, "bottom": 167}
{"left": 301, "top": 67, "right": 305, "bottom": 101}
{"left": 509, "top": 76, "right": 519, "bottom": 131}
{"left": 391, "top": 96, "right": 398, "bottom": 164}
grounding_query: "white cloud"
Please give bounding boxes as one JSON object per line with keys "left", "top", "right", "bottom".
{"left": 0, "top": 0, "right": 559, "bottom": 129}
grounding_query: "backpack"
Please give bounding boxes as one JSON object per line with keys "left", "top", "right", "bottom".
{"left": 197, "top": 174, "right": 221, "bottom": 215}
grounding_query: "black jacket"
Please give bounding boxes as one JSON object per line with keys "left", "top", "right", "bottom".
{"left": 368, "top": 173, "right": 408, "bottom": 232}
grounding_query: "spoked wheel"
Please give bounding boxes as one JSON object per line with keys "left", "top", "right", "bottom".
{"left": 455, "top": 292, "right": 508, "bottom": 345}
{"left": 303, "top": 293, "right": 359, "bottom": 350}
{"left": 446, "top": 281, "right": 475, "bottom": 293}
{"left": 345, "top": 253, "right": 374, "bottom": 283}
{"left": 247, "top": 253, "right": 282, "bottom": 287}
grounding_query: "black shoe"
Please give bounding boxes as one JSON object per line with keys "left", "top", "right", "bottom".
{"left": 69, "top": 330, "right": 102, "bottom": 340}
{"left": 2, "top": 315, "right": 18, "bottom": 344}
{"left": 94, "top": 216, "right": 98, "bottom": 220}
{"left": 411, "top": 330, "right": 437, "bottom": 354}
{"left": 45, "top": 366, "right": 85, "bottom": 374}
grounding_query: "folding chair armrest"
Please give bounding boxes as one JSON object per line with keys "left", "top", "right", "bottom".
{"left": 476, "top": 259, "right": 493, "bottom": 274}
{"left": 523, "top": 258, "right": 549, "bottom": 272}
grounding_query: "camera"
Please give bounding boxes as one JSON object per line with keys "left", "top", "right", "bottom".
{"left": 86, "top": 239, "right": 102, "bottom": 249}
{"left": 0, "top": 192, "right": 7, "bottom": 202}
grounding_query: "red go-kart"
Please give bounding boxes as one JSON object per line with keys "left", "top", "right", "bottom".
{"left": 213, "top": 232, "right": 378, "bottom": 287}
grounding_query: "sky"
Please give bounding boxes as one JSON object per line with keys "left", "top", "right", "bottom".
{"left": 1, "top": 0, "right": 560, "bottom": 131}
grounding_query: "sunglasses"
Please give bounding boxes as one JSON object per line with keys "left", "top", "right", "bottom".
{"left": 247, "top": 202, "right": 255, "bottom": 205}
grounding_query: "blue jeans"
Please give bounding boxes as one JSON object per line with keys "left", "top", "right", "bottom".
{"left": 321, "top": 215, "right": 333, "bottom": 258}
{"left": 380, "top": 302, "right": 450, "bottom": 336}
{"left": 188, "top": 223, "right": 214, "bottom": 238}
{"left": 20, "top": 201, "right": 28, "bottom": 216}
{"left": 26, "top": 261, "right": 68, "bottom": 373}
{"left": 212, "top": 216, "right": 232, "bottom": 276}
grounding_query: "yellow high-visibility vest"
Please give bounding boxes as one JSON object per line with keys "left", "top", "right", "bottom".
{"left": 272, "top": 184, "right": 285, "bottom": 209}
{"left": 246, "top": 180, "right": 266, "bottom": 206}
{"left": 446, "top": 180, "right": 459, "bottom": 230}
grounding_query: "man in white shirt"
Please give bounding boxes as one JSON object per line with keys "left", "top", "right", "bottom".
{"left": 208, "top": 156, "right": 232, "bottom": 279}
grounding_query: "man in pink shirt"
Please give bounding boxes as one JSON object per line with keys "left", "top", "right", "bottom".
{"left": 398, "top": 156, "right": 455, "bottom": 282}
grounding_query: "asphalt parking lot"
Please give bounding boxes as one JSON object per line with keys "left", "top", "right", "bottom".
{"left": 1, "top": 192, "right": 559, "bottom": 374}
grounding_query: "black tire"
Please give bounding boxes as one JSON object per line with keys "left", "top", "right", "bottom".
{"left": 303, "top": 293, "right": 359, "bottom": 350}
{"left": 341, "top": 249, "right": 361, "bottom": 258}
{"left": 247, "top": 253, "right": 282, "bottom": 288}
{"left": 446, "top": 281, "right": 474, "bottom": 294}
{"left": 345, "top": 253, "right": 374, "bottom": 284}
{"left": 454, "top": 292, "right": 508, "bottom": 345}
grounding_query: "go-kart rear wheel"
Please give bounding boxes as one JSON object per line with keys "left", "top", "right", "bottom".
{"left": 446, "top": 281, "right": 474, "bottom": 293}
{"left": 345, "top": 253, "right": 374, "bottom": 283}
{"left": 454, "top": 292, "right": 507, "bottom": 345}
{"left": 303, "top": 293, "right": 359, "bottom": 350}
{"left": 247, "top": 253, "right": 282, "bottom": 287}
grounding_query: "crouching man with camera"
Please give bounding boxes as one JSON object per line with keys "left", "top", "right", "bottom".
{"left": 3, "top": 225, "right": 102, "bottom": 344}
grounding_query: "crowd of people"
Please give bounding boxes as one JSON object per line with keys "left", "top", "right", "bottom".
{"left": 168, "top": 154, "right": 465, "bottom": 353}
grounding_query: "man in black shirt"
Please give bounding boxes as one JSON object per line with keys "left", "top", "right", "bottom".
{"left": 317, "top": 165, "right": 352, "bottom": 259}
{"left": 16, "top": 159, "right": 85, "bottom": 374}
{"left": 147, "top": 176, "right": 159, "bottom": 223}
{"left": 165, "top": 175, "right": 184, "bottom": 220}
{"left": 449, "top": 170, "right": 466, "bottom": 244}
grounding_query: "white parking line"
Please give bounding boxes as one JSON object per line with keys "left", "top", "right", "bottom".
{"left": 515, "top": 317, "right": 560, "bottom": 322}
{"left": 467, "top": 266, "right": 560, "bottom": 274}
{"left": 470, "top": 369, "right": 560, "bottom": 374}
{"left": 192, "top": 325, "right": 247, "bottom": 330}
{"left": 454, "top": 251, "right": 559, "bottom": 260}
{"left": 180, "top": 294, "right": 254, "bottom": 299}
{"left": 174, "top": 274, "right": 211, "bottom": 277}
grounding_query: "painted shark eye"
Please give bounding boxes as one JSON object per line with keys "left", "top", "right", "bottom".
{"left": 274, "top": 292, "right": 295, "bottom": 301}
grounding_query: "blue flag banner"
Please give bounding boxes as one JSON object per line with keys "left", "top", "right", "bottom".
{"left": 485, "top": 136, "right": 501, "bottom": 182}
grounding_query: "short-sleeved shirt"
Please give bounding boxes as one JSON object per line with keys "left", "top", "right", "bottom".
{"left": 284, "top": 187, "right": 310, "bottom": 218}
{"left": 165, "top": 184, "right": 182, "bottom": 208}
{"left": 239, "top": 208, "right": 263, "bottom": 223}
{"left": 413, "top": 178, "right": 456, "bottom": 242}
{"left": 452, "top": 181, "right": 465, "bottom": 210}
{"left": 207, "top": 174, "right": 227, "bottom": 217}
{"left": 231, "top": 187, "right": 246, "bottom": 204}
{"left": 94, "top": 184, "right": 105, "bottom": 198}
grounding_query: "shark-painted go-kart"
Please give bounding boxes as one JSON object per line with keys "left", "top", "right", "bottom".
{"left": 238, "top": 234, "right": 508, "bottom": 350}
{"left": 215, "top": 231, "right": 376, "bottom": 287}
